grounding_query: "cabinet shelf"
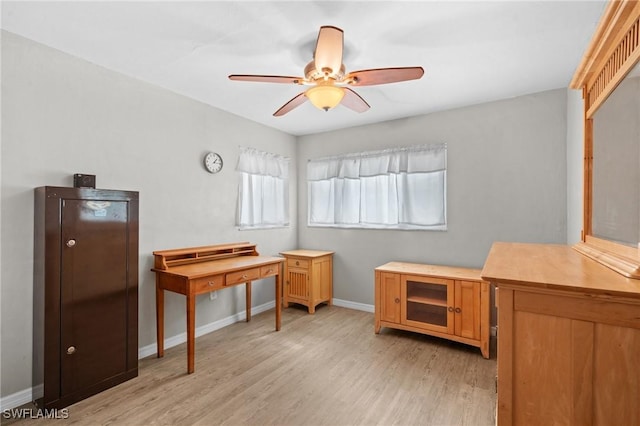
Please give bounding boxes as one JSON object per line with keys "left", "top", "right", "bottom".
{"left": 154, "top": 243, "right": 258, "bottom": 270}
{"left": 406, "top": 295, "right": 448, "bottom": 307}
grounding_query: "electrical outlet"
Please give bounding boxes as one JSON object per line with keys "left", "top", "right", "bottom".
{"left": 209, "top": 291, "right": 217, "bottom": 301}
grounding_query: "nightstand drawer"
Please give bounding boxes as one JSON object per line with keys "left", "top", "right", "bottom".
{"left": 193, "top": 275, "right": 224, "bottom": 294}
{"left": 287, "top": 258, "right": 309, "bottom": 269}
{"left": 226, "top": 268, "right": 260, "bottom": 285}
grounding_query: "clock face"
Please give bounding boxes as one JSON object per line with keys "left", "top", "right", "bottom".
{"left": 204, "top": 152, "right": 223, "bottom": 174}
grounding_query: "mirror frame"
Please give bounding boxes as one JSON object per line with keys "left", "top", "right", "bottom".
{"left": 570, "top": 0, "right": 640, "bottom": 278}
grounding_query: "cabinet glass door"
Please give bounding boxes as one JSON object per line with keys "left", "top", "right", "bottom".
{"left": 402, "top": 275, "right": 454, "bottom": 334}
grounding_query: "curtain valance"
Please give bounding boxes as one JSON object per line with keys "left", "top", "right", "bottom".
{"left": 236, "top": 146, "right": 290, "bottom": 178}
{"left": 307, "top": 144, "right": 446, "bottom": 181}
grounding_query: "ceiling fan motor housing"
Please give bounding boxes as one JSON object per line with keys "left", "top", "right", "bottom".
{"left": 304, "top": 60, "right": 346, "bottom": 82}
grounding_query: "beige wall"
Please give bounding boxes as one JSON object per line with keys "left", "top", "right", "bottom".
{"left": 297, "top": 89, "right": 568, "bottom": 306}
{"left": 566, "top": 89, "right": 584, "bottom": 245}
{"left": 1, "top": 29, "right": 576, "bottom": 405}
{"left": 1, "top": 31, "right": 297, "bottom": 398}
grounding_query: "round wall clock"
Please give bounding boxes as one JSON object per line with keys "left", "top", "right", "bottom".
{"left": 203, "top": 152, "right": 223, "bottom": 174}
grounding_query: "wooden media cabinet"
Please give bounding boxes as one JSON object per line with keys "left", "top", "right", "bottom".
{"left": 375, "top": 262, "right": 490, "bottom": 359}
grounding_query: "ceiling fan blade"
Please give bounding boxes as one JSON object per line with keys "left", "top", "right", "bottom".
{"left": 314, "top": 26, "right": 344, "bottom": 75}
{"left": 346, "top": 67, "right": 424, "bottom": 86}
{"left": 273, "top": 93, "right": 308, "bottom": 116}
{"left": 229, "top": 74, "right": 303, "bottom": 84}
{"left": 341, "top": 88, "right": 370, "bottom": 113}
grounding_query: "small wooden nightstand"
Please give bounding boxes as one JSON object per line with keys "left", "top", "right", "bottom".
{"left": 280, "top": 250, "right": 334, "bottom": 314}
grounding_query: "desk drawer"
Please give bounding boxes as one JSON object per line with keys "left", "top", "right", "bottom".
{"left": 287, "top": 258, "right": 309, "bottom": 269}
{"left": 226, "top": 268, "right": 260, "bottom": 285}
{"left": 261, "top": 264, "right": 279, "bottom": 278}
{"left": 193, "top": 275, "right": 224, "bottom": 294}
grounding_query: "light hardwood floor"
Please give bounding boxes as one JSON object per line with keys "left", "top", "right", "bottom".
{"left": 8, "top": 305, "right": 496, "bottom": 425}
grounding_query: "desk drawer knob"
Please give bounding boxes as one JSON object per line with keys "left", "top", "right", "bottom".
{"left": 242, "top": 274, "right": 248, "bottom": 280}
{"left": 296, "top": 261, "right": 300, "bottom": 266}
{"left": 208, "top": 281, "right": 215, "bottom": 286}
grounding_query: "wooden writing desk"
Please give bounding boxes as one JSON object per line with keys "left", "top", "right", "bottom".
{"left": 151, "top": 242, "right": 284, "bottom": 373}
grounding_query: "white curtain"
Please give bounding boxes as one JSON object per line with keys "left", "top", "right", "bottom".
{"left": 237, "top": 147, "right": 289, "bottom": 229}
{"left": 308, "top": 144, "right": 447, "bottom": 230}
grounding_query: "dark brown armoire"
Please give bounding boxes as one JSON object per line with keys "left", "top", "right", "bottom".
{"left": 33, "top": 186, "right": 139, "bottom": 409}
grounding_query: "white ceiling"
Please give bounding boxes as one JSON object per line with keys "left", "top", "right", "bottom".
{"left": 1, "top": 1, "right": 606, "bottom": 136}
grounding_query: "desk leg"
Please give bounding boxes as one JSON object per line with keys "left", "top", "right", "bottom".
{"left": 246, "top": 281, "right": 252, "bottom": 322}
{"left": 156, "top": 279, "right": 164, "bottom": 358}
{"left": 276, "top": 270, "right": 282, "bottom": 331}
{"left": 186, "top": 294, "right": 195, "bottom": 374}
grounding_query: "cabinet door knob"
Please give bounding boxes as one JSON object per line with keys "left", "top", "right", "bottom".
{"left": 447, "top": 306, "right": 454, "bottom": 312}
{"left": 395, "top": 298, "right": 400, "bottom": 304}
{"left": 66, "top": 239, "right": 76, "bottom": 248}
{"left": 66, "top": 346, "right": 76, "bottom": 355}
{"left": 455, "top": 307, "right": 462, "bottom": 313}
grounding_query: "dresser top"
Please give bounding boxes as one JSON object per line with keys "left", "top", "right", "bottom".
{"left": 481, "top": 242, "right": 640, "bottom": 299}
{"left": 280, "top": 250, "right": 334, "bottom": 258}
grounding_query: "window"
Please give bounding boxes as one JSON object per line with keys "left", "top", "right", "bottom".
{"left": 236, "top": 147, "right": 289, "bottom": 229}
{"left": 307, "top": 144, "right": 446, "bottom": 230}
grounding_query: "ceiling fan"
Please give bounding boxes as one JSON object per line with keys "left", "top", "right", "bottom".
{"left": 228, "top": 26, "right": 424, "bottom": 116}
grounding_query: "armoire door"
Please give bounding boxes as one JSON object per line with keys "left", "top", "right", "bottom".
{"left": 60, "top": 198, "right": 130, "bottom": 395}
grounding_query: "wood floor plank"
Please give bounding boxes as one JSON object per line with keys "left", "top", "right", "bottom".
{"left": 9, "top": 306, "right": 496, "bottom": 425}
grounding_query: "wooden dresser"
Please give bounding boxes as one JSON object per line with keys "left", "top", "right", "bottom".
{"left": 482, "top": 242, "right": 640, "bottom": 425}
{"left": 280, "top": 250, "right": 333, "bottom": 314}
{"left": 375, "top": 262, "right": 490, "bottom": 359}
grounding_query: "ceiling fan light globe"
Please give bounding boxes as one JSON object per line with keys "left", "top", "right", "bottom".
{"left": 305, "top": 85, "right": 345, "bottom": 111}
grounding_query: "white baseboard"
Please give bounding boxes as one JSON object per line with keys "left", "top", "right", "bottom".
{"left": 0, "top": 301, "right": 275, "bottom": 411}
{"left": 138, "top": 300, "right": 275, "bottom": 359}
{"left": 332, "top": 298, "right": 375, "bottom": 313}
{"left": 0, "top": 386, "right": 38, "bottom": 412}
